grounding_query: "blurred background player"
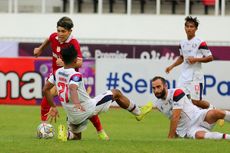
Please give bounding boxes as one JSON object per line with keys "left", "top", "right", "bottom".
{"left": 43, "top": 44, "right": 153, "bottom": 140}
{"left": 164, "top": 16, "right": 224, "bottom": 126}
{"left": 152, "top": 76, "right": 230, "bottom": 140}
{"left": 33, "top": 16, "right": 109, "bottom": 140}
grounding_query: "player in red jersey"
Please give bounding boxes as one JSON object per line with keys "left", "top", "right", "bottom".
{"left": 34, "top": 16, "right": 109, "bottom": 140}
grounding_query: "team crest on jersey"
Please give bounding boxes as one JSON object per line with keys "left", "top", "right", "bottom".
{"left": 71, "top": 74, "right": 82, "bottom": 82}
{"left": 72, "top": 76, "right": 80, "bottom": 82}
{"left": 56, "top": 46, "right": 61, "bottom": 52}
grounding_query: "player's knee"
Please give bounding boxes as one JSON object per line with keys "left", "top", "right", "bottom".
{"left": 195, "top": 131, "right": 205, "bottom": 139}
{"left": 111, "top": 89, "right": 123, "bottom": 100}
{"left": 69, "top": 132, "right": 82, "bottom": 140}
{"left": 215, "top": 109, "right": 225, "bottom": 118}
{"left": 73, "top": 133, "right": 82, "bottom": 140}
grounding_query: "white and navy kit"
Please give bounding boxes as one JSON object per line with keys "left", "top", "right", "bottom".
{"left": 178, "top": 37, "right": 212, "bottom": 100}
{"left": 48, "top": 67, "right": 114, "bottom": 133}
{"left": 154, "top": 88, "right": 213, "bottom": 138}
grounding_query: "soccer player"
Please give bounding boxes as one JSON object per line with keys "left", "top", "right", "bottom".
{"left": 34, "top": 16, "right": 109, "bottom": 140}
{"left": 43, "top": 45, "right": 153, "bottom": 140}
{"left": 152, "top": 76, "right": 230, "bottom": 140}
{"left": 165, "top": 16, "right": 215, "bottom": 110}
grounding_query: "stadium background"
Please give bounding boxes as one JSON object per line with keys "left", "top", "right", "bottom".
{"left": 0, "top": 0, "right": 230, "bottom": 109}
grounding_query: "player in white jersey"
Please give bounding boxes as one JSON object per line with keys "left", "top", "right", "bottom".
{"left": 43, "top": 45, "right": 153, "bottom": 140}
{"left": 151, "top": 76, "right": 230, "bottom": 140}
{"left": 165, "top": 16, "right": 214, "bottom": 110}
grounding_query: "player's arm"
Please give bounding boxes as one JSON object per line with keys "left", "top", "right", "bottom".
{"left": 187, "top": 41, "right": 213, "bottom": 64}
{"left": 34, "top": 38, "right": 50, "bottom": 57}
{"left": 196, "top": 55, "right": 213, "bottom": 63}
{"left": 165, "top": 55, "right": 184, "bottom": 74}
{"left": 72, "top": 40, "right": 83, "bottom": 68}
{"left": 192, "top": 99, "right": 210, "bottom": 109}
{"left": 168, "top": 108, "right": 182, "bottom": 139}
{"left": 73, "top": 57, "right": 83, "bottom": 69}
{"left": 168, "top": 89, "right": 185, "bottom": 138}
{"left": 69, "top": 83, "right": 85, "bottom": 111}
{"left": 43, "top": 81, "right": 55, "bottom": 107}
{"left": 187, "top": 55, "right": 213, "bottom": 64}
{"left": 43, "top": 80, "right": 59, "bottom": 122}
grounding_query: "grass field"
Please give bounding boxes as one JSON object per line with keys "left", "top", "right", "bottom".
{"left": 1, "top": 105, "right": 230, "bottom": 153}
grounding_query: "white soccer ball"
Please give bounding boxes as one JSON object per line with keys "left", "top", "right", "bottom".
{"left": 37, "top": 123, "right": 55, "bottom": 139}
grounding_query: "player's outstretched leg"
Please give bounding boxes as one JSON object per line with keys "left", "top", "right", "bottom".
{"left": 89, "top": 115, "right": 109, "bottom": 140}
{"left": 111, "top": 89, "right": 153, "bottom": 121}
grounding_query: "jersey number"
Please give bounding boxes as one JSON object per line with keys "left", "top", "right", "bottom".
{"left": 57, "top": 82, "right": 69, "bottom": 103}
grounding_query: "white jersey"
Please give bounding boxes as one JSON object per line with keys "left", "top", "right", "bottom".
{"left": 48, "top": 67, "right": 96, "bottom": 125}
{"left": 154, "top": 88, "right": 203, "bottom": 137}
{"left": 178, "top": 37, "right": 212, "bottom": 85}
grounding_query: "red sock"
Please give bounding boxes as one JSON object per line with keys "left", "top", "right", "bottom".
{"left": 40, "top": 97, "right": 51, "bottom": 121}
{"left": 89, "top": 115, "right": 103, "bottom": 132}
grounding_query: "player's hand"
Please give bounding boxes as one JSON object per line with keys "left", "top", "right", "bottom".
{"left": 186, "top": 56, "right": 196, "bottom": 64}
{"left": 73, "top": 103, "right": 85, "bottom": 112}
{"left": 165, "top": 66, "right": 173, "bottom": 74}
{"left": 46, "top": 107, "right": 59, "bottom": 123}
{"left": 33, "top": 48, "right": 42, "bottom": 57}
{"left": 56, "top": 57, "right": 64, "bottom": 67}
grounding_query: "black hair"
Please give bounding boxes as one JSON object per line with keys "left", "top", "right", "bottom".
{"left": 57, "top": 16, "right": 74, "bottom": 30}
{"left": 60, "top": 45, "right": 77, "bottom": 65}
{"left": 151, "top": 76, "right": 166, "bottom": 84}
{"left": 185, "top": 16, "right": 199, "bottom": 28}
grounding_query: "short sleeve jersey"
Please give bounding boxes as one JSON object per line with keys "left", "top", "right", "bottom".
{"left": 49, "top": 32, "right": 82, "bottom": 72}
{"left": 48, "top": 67, "right": 95, "bottom": 125}
{"left": 178, "top": 37, "right": 212, "bottom": 84}
{"left": 154, "top": 88, "right": 202, "bottom": 137}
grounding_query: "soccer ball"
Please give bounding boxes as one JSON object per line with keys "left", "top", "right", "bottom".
{"left": 37, "top": 123, "right": 55, "bottom": 139}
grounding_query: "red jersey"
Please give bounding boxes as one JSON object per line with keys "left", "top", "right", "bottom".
{"left": 49, "top": 32, "right": 82, "bottom": 72}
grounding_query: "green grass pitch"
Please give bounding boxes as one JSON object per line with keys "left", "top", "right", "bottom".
{"left": 1, "top": 105, "right": 230, "bottom": 153}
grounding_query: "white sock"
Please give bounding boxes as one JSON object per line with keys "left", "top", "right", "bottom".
{"left": 204, "top": 132, "right": 230, "bottom": 140}
{"left": 127, "top": 102, "right": 141, "bottom": 115}
{"left": 224, "top": 111, "right": 230, "bottom": 122}
{"left": 67, "top": 130, "right": 74, "bottom": 140}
